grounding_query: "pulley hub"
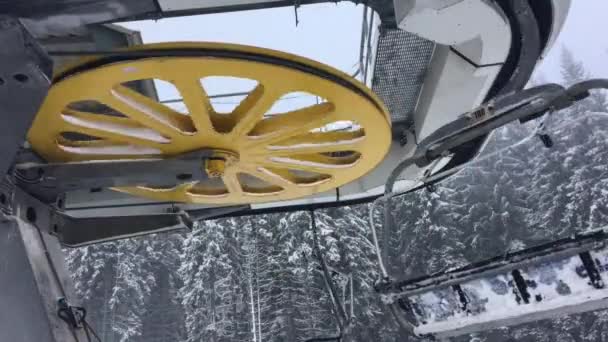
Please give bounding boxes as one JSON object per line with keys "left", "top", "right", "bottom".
{"left": 205, "top": 150, "right": 239, "bottom": 178}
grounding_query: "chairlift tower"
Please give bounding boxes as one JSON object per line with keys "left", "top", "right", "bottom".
{"left": 4, "top": 1, "right": 605, "bottom": 341}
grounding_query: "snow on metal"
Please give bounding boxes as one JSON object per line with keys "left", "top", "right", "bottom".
{"left": 379, "top": 227, "right": 608, "bottom": 339}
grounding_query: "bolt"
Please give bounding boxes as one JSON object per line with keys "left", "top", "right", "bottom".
{"left": 204, "top": 150, "right": 239, "bottom": 178}
{"left": 206, "top": 159, "right": 226, "bottom": 178}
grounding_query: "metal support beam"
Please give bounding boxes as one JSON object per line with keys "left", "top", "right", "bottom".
{"left": 0, "top": 16, "right": 51, "bottom": 177}
{"left": 15, "top": 149, "right": 216, "bottom": 202}
{"left": 0, "top": 17, "right": 89, "bottom": 341}
{"left": 0, "top": 211, "right": 88, "bottom": 341}
{"left": 5, "top": 181, "right": 247, "bottom": 246}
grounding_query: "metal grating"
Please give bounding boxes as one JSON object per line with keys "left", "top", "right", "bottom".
{"left": 372, "top": 29, "right": 435, "bottom": 125}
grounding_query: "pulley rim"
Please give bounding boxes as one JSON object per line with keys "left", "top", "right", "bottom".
{"left": 28, "top": 42, "right": 392, "bottom": 204}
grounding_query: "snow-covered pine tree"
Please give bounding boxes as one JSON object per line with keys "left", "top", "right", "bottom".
{"left": 263, "top": 210, "right": 331, "bottom": 341}
{"left": 223, "top": 217, "right": 257, "bottom": 341}
{"left": 179, "top": 219, "right": 234, "bottom": 342}
{"left": 66, "top": 242, "right": 120, "bottom": 341}
{"left": 315, "top": 206, "right": 384, "bottom": 341}
{"left": 109, "top": 238, "right": 156, "bottom": 342}
{"left": 561, "top": 48, "right": 607, "bottom": 113}
{"left": 558, "top": 48, "right": 608, "bottom": 233}
{"left": 248, "top": 215, "right": 276, "bottom": 342}
{"left": 138, "top": 233, "right": 185, "bottom": 342}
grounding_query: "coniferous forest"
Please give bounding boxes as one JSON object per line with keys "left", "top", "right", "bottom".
{"left": 65, "top": 49, "right": 608, "bottom": 342}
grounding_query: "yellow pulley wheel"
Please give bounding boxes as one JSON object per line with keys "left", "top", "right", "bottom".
{"left": 28, "top": 43, "right": 391, "bottom": 204}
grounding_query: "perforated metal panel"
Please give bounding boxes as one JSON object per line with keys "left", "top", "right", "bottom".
{"left": 372, "top": 29, "right": 435, "bottom": 124}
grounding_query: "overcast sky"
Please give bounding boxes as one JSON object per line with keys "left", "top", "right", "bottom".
{"left": 121, "top": 3, "right": 362, "bottom": 111}
{"left": 121, "top": 1, "right": 607, "bottom": 94}
{"left": 538, "top": 0, "right": 608, "bottom": 80}
{"left": 122, "top": 4, "right": 362, "bottom": 74}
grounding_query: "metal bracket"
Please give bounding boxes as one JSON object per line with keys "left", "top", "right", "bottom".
{"left": 57, "top": 298, "right": 85, "bottom": 329}
{"left": 15, "top": 148, "right": 216, "bottom": 202}
{"left": 0, "top": 207, "right": 89, "bottom": 341}
{"left": 4, "top": 181, "right": 246, "bottom": 246}
{"left": 384, "top": 79, "right": 608, "bottom": 197}
{"left": 9, "top": 145, "right": 250, "bottom": 246}
{"left": 419, "top": 83, "right": 569, "bottom": 166}
{"left": 579, "top": 251, "right": 604, "bottom": 289}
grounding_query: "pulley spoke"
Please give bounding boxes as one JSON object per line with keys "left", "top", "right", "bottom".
{"left": 247, "top": 103, "right": 337, "bottom": 146}
{"left": 259, "top": 153, "right": 359, "bottom": 174}
{"left": 222, "top": 170, "right": 243, "bottom": 195}
{"left": 262, "top": 130, "right": 365, "bottom": 156}
{"left": 57, "top": 139, "right": 162, "bottom": 158}
{"left": 171, "top": 76, "right": 216, "bottom": 133}
{"left": 230, "top": 84, "right": 282, "bottom": 137}
{"left": 120, "top": 182, "right": 197, "bottom": 201}
{"left": 106, "top": 85, "right": 196, "bottom": 137}
{"left": 61, "top": 109, "right": 171, "bottom": 144}
{"left": 239, "top": 164, "right": 301, "bottom": 193}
